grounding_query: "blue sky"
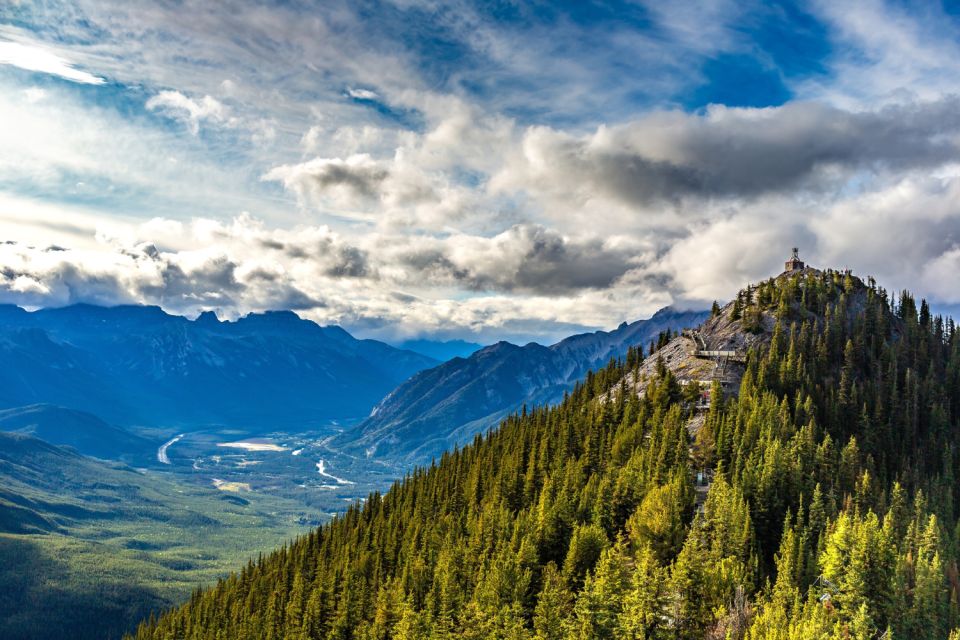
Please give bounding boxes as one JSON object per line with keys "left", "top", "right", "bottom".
{"left": 3, "top": 0, "right": 960, "bottom": 343}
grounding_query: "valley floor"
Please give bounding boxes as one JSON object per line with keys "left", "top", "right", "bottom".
{"left": 0, "top": 421, "right": 407, "bottom": 640}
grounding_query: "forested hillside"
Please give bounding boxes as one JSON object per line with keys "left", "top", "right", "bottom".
{"left": 130, "top": 268, "right": 960, "bottom": 639}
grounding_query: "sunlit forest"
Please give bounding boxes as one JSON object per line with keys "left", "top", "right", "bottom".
{"left": 132, "top": 269, "right": 960, "bottom": 639}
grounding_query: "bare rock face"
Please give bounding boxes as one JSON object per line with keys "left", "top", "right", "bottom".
{"left": 617, "top": 302, "right": 764, "bottom": 401}
{"left": 620, "top": 266, "right": 858, "bottom": 403}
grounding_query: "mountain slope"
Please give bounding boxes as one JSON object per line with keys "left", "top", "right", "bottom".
{"left": 345, "top": 306, "right": 709, "bottom": 461}
{"left": 0, "top": 404, "right": 154, "bottom": 461}
{"left": 130, "top": 266, "right": 960, "bottom": 640}
{"left": 0, "top": 304, "right": 438, "bottom": 428}
{"left": 0, "top": 431, "right": 320, "bottom": 640}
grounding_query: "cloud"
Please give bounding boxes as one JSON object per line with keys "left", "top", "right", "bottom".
{"left": 0, "top": 214, "right": 658, "bottom": 342}
{"left": 346, "top": 87, "right": 379, "bottom": 100}
{"left": 0, "top": 83, "right": 287, "bottom": 223}
{"left": 645, "top": 172, "right": 960, "bottom": 309}
{"left": 494, "top": 99, "right": 960, "bottom": 211}
{"left": 401, "top": 225, "right": 641, "bottom": 294}
{"left": 0, "top": 41, "right": 105, "bottom": 84}
{"left": 262, "top": 147, "right": 478, "bottom": 231}
{"left": 0, "top": 216, "right": 337, "bottom": 313}
{"left": 146, "top": 90, "right": 232, "bottom": 135}
{"left": 263, "top": 155, "right": 391, "bottom": 209}
{"left": 804, "top": 0, "right": 960, "bottom": 106}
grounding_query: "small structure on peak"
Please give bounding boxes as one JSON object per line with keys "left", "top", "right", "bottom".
{"left": 784, "top": 247, "right": 805, "bottom": 273}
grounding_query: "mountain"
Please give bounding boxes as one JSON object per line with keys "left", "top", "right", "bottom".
{"left": 0, "top": 404, "right": 153, "bottom": 461}
{"left": 393, "top": 338, "right": 484, "bottom": 361}
{"left": 344, "top": 306, "right": 709, "bottom": 462}
{"left": 0, "top": 304, "right": 438, "bottom": 428}
{"left": 0, "top": 431, "right": 319, "bottom": 640}
{"left": 130, "top": 266, "right": 960, "bottom": 640}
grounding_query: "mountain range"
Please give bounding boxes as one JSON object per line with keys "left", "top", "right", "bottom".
{"left": 0, "top": 302, "right": 706, "bottom": 464}
{"left": 341, "top": 306, "right": 709, "bottom": 461}
{"left": 0, "top": 304, "right": 438, "bottom": 429}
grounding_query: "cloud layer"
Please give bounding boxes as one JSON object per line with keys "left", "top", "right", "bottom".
{"left": 498, "top": 100, "right": 960, "bottom": 207}
{"left": 5, "top": 1, "right": 960, "bottom": 341}
{"left": 0, "top": 215, "right": 659, "bottom": 343}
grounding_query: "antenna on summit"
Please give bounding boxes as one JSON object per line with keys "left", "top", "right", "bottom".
{"left": 784, "top": 247, "right": 805, "bottom": 273}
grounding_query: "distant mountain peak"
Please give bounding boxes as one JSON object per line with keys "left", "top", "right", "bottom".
{"left": 195, "top": 310, "right": 221, "bottom": 326}
{"left": 237, "top": 309, "right": 304, "bottom": 326}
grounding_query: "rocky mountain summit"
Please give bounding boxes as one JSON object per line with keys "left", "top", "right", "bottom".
{"left": 618, "top": 262, "right": 885, "bottom": 441}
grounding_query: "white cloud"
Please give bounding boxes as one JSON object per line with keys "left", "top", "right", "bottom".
{"left": 22, "top": 87, "right": 47, "bottom": 103}
{"left": 802, "top": 0, "right": 960, "bottom": 106}
{"left": 0, "top": 41, "right": 105, "bottom": 84}
{"left": 0, "top": 82, "right": 289, "bottom": 222}
{"left": 263, "top": 154, "right": 391, "bottom": 211}
{"left": 0, "top": 212, "right": 663, "bottom": 341}
{"left": 346, "top": 87, "right": 379, "bottom": 100}
{"left": 653, "top": 173, "right": 960, "bottom": 309}
{"left": 146, "top": 90, "right": 232, "bottom": 135}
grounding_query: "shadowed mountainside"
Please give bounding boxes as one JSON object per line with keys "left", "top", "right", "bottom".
{"left": 343, "top": 306, "right": 709, "bottom": 462}
{"left": 0, "top": 304, "right": 437, "bottom": 429}
{"left": 0, "top": 404, "right": 154, "bottom": 462}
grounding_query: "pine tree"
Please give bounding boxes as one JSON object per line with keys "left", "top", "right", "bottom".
{"left": 533, "top": 564, "right": 571, "bottom": 640}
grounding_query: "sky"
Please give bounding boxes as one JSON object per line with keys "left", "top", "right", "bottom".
{"left": 3, "top": 0, "right": 960, "bottom": 344}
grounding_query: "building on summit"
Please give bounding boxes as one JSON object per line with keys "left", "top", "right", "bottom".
{"left": 784, "top": 247, "right": 805, "bottom": 273}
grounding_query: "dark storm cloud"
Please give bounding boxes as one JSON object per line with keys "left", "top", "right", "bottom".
{"left": 259, "top": 239, "right": 286, "bottom": 251}
{"left": 136, "top": 254, "right": 242, "bottom": 306}
{"left": 310, "top": 162, "right": 389, "bottom": 199}
{"left": 277, "top": 234, "right": 371, "bottom": 278}
{"left": 495, "top": 225, "right": 635, "bottom": 294}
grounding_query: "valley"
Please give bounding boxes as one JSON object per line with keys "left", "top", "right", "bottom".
{"left": 0, "top": 432, "right": 323, "bottom": 640}
{"left": 0, "top": 406, "right": 411, "bottom": 639}
{"left": 147, "top": 424, "right": 400, "bottom": 514}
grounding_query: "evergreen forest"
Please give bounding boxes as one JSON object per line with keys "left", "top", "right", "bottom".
{"left": 130, "top": 269, "right": 960, "bottom": 639}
